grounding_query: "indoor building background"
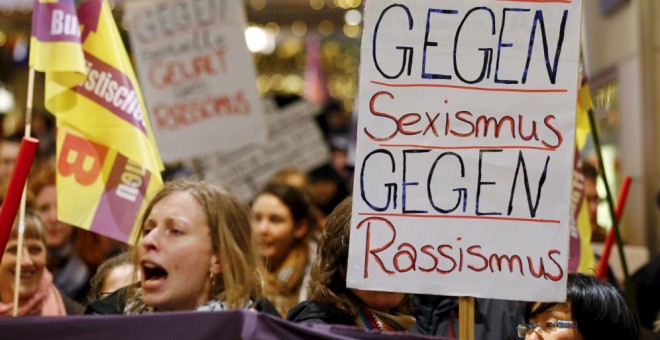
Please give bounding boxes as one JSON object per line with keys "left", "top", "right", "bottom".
{"left": 0, "top": 0, "right": 658, "bottom": 261}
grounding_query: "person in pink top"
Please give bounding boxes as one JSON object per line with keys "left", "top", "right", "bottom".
{"left": 0, "top": 212, "right": 80, "bottom": 316}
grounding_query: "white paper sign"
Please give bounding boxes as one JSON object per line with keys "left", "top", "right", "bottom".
{"left": 124, "top": 0, "right": 266, "bottom": 163}
{"left": 348, "top": 0, "right": 582, "bottom": 302}
{"left": 202, "top": 99, "right": 330, "bottom": 202}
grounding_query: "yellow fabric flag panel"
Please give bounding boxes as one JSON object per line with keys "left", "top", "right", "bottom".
{"left": 56, "top": 125, "right": 161, "bottom": 244}
{"left": 31, "top": 0, "right": 164, "bottom": 243}
{"left": 31, "top": 0, "right": 162, "bottom": 176}
{"left": 568, "top": 67, "right": 595, "bottom": 274}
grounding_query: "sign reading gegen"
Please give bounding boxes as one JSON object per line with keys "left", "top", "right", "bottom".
{"left": 347, "top": 0, "right": 583, "bottom": 302}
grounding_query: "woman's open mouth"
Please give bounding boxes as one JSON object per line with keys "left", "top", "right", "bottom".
{"left": 141, "top": 262, "right": 168, "bottom": 290}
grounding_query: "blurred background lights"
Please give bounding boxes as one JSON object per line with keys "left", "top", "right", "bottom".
{"left": 342, "top": 23, "right": 360, "bottom": 38}
{"left": 245, "top": 25, "right": 275, "bottom": 54}
{"left": 318, "top": 20, "right": 335, "bottom": 36}
{"left": 0, "top": 85, "right": 15, "bottom": 114}
{"left": 12, "top": 34, "right": 28, "bottom": 63}
{"left": 291, "top": 21, "right": 307, "bottom": 36}
{"left": 249, "top": 0, "right": 266, "bottom": 11}
{"left": 310, "top": 0, "right": 324, "bottom": 10}
{"left": 344, "top": 9, "right": 362, "bottom": 25}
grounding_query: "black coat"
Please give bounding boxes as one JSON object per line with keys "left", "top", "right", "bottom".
{"left": 84, "top": 285, "right": 279, "bottom": 316}
{"left": 411, "top": 295, "right": 524, "bottom": 340}
{"left": 286, "top": 300, "right": 355, "bottom": 326}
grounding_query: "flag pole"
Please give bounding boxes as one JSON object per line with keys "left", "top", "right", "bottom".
{"left": 12, "top": 66, "right": 35, "bottom": 316}
{"left": 459, "top": 296, "right": 475, "bottom": 340}
{"left": 596, "top": 176, "right": 632, "bottom": 280}
{"left": 586, "top": 108, "right": 637, "bottom": 313}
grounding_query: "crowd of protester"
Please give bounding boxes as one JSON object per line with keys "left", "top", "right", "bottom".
{"left": 0, "top": 106, "right": 657, "bottom": 340}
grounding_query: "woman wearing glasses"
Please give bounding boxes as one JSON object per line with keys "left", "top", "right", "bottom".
{"left": 87, "top": 251, "right": 135, "bottom": 302}
{"left": 517, "top": 273, "right": 638, "bottom": 339}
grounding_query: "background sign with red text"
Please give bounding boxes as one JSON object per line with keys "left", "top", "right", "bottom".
{"left": 347, "top": 0, "right": 582, "bottom": 302}
{"left": 124, "top": 0, "right": 266, "bottom": 162}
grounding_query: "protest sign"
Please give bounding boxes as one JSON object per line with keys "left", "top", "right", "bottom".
{"left": 347, "top": 0, "right": 583, "bottom": 302}
{"left": 124, "top": 0, "right": 267, "bottom": 163}
{"left": 202, "top": 99, "right": 330, "bottom": 202}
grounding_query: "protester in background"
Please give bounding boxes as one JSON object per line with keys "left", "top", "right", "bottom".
{"left": 0, "top": 212, "right": 82, "bottom": 315}
{"left": 87, "top": 251, "right": 135, "bottom": 303}
{"left": 287, "top": 197, "right": 416, "bottom": 331}
{"left": 0, "top": 131, "right": 22, "bottom": 181}
{"left": 252, "top": 182, "right": 317, "bottom": 317}
{"left": 269, "top": 167, "right": 311, "bottom": 192}
{"left": 632, "top": 254, "right": 660, "bottom": 339}
{"left": 631, "top": 191, "right": 660, "bottom": 338}
{"left": 30, "top": 165, "right": 90, "bottom": 302}
{"left": 75, "top": 229, "right": 124, "bottom": 276}
{"left": 307, "top": 164, "right": 349, "bottom": 216}
{"left": 518, "top": 273, "right": 638, "bottom": 339}
{"left": 269, "top": 167, "right": 326, "bottom": 230}
{"left": 86, "top": 179, "right": 276, "bottom": 315}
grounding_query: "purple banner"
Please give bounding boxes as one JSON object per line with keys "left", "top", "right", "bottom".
{"left": 31, "top": 0, "right": 82, "bottom": 43}
{"left": 0, "top": 310, "right": 441, "bottom": 340}
{"left": 75, "top": 52, "right": 148, "bottom": 135}
{"left": 89, "top": 152, "right": 150, "bottom": 242}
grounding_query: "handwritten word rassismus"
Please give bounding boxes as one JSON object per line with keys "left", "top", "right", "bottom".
{"left": 356, "top": 216, "right": 563, "bottom": 281}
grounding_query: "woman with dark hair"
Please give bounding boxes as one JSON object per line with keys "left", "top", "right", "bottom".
{"left": 287, "top": 197, "right": 416, "bottom": 331}
{"left": 252, "top": 182, "right": 317, "bottom": 317}
{"left": 87, "top": 251, "right": 135, "bottom": 303}
{"left": 518, "top": 273, "right": 638, "bottom": 339}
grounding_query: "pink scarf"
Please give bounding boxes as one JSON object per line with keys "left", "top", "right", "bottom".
{"left": 0, "top": 270, "right": 66, "bottom": 316}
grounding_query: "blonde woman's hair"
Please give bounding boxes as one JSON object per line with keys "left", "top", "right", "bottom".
{"left": 133, "top": 179, "right": 264, "bottom": 309}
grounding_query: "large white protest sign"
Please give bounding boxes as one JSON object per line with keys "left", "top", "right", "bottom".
{"left": 202, "top": 99, "right": 330, "bottom": 202}
{"left": 348, "top": 0, "right": 582, "bottom": 302}
{"left": 124, "top": 0, "right": 266, "bottom": 163}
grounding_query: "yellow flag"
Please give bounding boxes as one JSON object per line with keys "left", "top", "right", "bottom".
{"left": 575, "top": 74, "right": 593, "bottom": 150}
{"left": 29, "top": 0, "right": 87, "bottom": 109}
{"left": 30, "top": 0, "right": 163, "bottom": 243}
{"left": 568, "top": 65, "right": 595, "bottom": 273}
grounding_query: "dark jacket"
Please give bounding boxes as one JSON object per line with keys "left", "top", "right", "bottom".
{"left": 84, "top": 285, "right": 280, "bottom": 316}
{"left": 287, "top": 300, "right": 355, "bottom": 326}
{"left": 61, "top": 290, "right": 84, "bottom": 315}
{"left": 411, "top": 295, "right": 524, "bottom": 340}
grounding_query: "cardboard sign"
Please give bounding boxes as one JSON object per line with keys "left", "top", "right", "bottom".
{"left": 124, "top": 0, "right": 266, "bottom": 162}
{"left": 348, "top": 0, "right": 582, "bottom": 302}
{"left": 202, "top": 99, "right": 329, "bottom": 202}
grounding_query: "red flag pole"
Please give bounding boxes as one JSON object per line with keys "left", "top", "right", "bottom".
{"left": 0, "top": 137, "right": 39, "bottom": 258}
{"left": 9, "top": 65, "right": 37, "bottom": 316}
{"left": 596, "top": 176, "right": 633, "bottom": 280}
